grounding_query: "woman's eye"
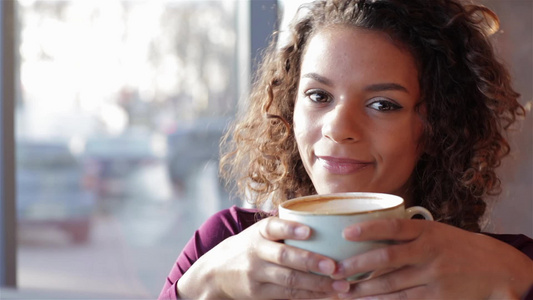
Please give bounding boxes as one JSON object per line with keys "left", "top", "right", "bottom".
{"left": 305, "top": 90, "right": 331, "bottom": 103}
{"left": 367, "top": 99, "right": 403, "bottom": 111}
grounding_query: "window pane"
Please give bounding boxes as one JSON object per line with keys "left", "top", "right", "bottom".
{"left": 15, "top": 0, "right": 239, "bottom": 297}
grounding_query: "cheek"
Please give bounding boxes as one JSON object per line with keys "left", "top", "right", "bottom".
{"left": 379, "top": 118, "right": 424, "bottom": 162}
{"left": 403, "top": 120, "right": 424, "bottom": 167}
{"left": 293, "top": 98, "right": 305, "bottom": 124}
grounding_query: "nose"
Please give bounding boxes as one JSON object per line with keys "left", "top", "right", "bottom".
{"left": 322, "top": 104, "right": 363, "bottom": 143}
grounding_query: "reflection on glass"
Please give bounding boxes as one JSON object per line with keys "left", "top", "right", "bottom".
{"left": 15, "top": 0, "right": 239, "bottom": 297}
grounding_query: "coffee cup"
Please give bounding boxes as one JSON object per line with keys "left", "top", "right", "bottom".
{"left": 278, "top": 192, "right": 433, "bottom": 282}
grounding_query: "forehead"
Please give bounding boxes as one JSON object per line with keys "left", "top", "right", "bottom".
{"left": 304, "top": 25, "right": 415, "bottom": 66}
{"left": 300, "top": 26, "right": 419, "bottom": 88}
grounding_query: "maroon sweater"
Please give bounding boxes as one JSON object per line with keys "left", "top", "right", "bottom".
{"left": 158, "top": 205, "right": 533, "bottom": 300}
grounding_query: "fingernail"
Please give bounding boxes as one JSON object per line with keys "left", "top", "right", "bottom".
{"left": 343, "top": 225, "right": 361, "bottom": 239}
{"left": 332, "top": 280, "right": 350, "bottom": 293}
{"left": 294, "top": 226, "right": 310, "bottom": 238}
{"left": 318, "top": 260, "right": 335, "bottom": 275}
{"left": 335, "top": 263, "right": 345, "bottom": 275}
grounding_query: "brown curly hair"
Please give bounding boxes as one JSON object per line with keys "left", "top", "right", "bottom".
{"left": 219, "top": 0, "right": 525, "bottom": 232}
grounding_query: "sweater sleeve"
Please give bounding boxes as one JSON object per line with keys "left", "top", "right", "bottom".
{"left": 158, "top": 206, "right": 262, "bottom": 300}
{"left": 486, "top": 233, "right": 533, "bottom": 260}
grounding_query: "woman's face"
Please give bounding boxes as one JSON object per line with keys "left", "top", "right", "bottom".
{"left": 293, "top": 26, "right": 424, "bottom": 202}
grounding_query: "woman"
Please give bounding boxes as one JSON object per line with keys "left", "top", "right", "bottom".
{"left": 159, "top": 0, "right": 533, "bottom": 299}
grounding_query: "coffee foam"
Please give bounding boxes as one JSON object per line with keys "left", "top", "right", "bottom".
{"left": 285, "top": 197, "right": 399, "bottom": 214}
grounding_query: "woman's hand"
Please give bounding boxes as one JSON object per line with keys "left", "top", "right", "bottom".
{"left": 177, "top": 217, "right": 350, "bottom": 299}
{"left": 332, "top": 219, "right": 533, "bottom": 299}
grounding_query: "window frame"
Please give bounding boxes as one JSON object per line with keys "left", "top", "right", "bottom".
{"left": 0, "top": 0, "right": 17, "bottom": 288}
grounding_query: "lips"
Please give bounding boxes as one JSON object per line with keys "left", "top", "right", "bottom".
{"left": 316, "top": 156, "right": 373, "bottom": 174}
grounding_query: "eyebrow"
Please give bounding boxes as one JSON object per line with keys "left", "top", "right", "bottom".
{"left": 365, "top": 83, "right": 409, "bottom": 93}
{"left": 301, "top": 73, "right": 334, "bottom": 86}
{"left": 301, "top": 72, "right": 410, "bottom": 94}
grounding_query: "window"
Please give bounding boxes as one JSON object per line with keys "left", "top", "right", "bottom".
{"left": 15, "top": 1, "right": 241, "bottom": 297}
{"left": 3, "top": 0, "right": 278, "bottom": 297}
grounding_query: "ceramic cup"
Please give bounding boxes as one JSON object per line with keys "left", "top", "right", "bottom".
{"left": 278, "top": 192, "right": 433, "bottom": 282}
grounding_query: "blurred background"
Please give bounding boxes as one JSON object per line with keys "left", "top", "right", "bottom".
{"left": 0, "top": 0, "right": 531, "bottom": 299}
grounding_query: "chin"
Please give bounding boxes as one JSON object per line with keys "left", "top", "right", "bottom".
{"left": 315, "top": 185, "right": 367, "bottom": 195}
{"left": 314, "top": 183, "right": 398, "bottom": 196}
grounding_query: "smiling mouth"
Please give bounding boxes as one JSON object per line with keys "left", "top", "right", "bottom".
{"left": 317, "top": 156, "right": 373, "bottom": 174}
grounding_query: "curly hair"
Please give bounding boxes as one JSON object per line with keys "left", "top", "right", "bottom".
{"left": 219, "top": 0, "right": 525, "bottom": 232}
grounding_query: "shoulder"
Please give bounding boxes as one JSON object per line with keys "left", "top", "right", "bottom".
{"left": 191, "top": 205, "right": 269, "bottom": 257}
{"left": 197, "top": 205, "right": 267, "bottom": 241}
{"left": 484, "top": 233, "right": 533, "bottom": 260}
{"left": 162, "top": 205, "right": 269, "bottom": 292}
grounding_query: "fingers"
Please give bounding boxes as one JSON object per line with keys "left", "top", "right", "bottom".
{"left": 332, "top": 224, "right": 440, "bottom": 281}
{"left": 257, "top": 217, "right": 339, "bottom": 276}
{"left": 343, "top": 218, "right": 427, "bottom": 242}
{"left": 260, "top": 263, "right": 350, "bottom": 294}
{"left": 257, "top": 264, "right": 350, "bottom": 299}
{"left": 248, "top": 217, "right": 352, "bottom": 298}
{"left": 259, "top": 217, "right": 311, "bottom": 241}
{"left": 339, "top": 284, "right": 428, "bottom": 300}
{"left": 257, "top": 236, "right": 339, "bottom": 276}
{"left": 258, "top": 282, "right": 332, "bottom": 299}
{"left": 339, "top": 266, "right": 427, "bottom": 299}
{"left": 333, "top": 240, "right": 425, "bottom": 280}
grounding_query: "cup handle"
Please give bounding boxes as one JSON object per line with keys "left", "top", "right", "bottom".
{"left": 406, "top": 206, "right": 434, "bottom": 221}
